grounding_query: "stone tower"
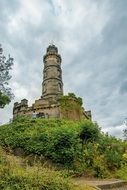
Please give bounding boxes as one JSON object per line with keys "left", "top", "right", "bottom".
{"left": 42, "top": 44, "right": 63, "bottom": 103}
{"left": 13, "top": 44, "right": 92, "bottom": 120}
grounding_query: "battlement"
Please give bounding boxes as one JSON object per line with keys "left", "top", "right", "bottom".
{"left": 13, "top": 99, "right": 28, "bottom": 116}
{"left": 14, "top": 99, "right": 28, "bottom": 109}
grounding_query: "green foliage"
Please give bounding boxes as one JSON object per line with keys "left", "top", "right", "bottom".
{"left": 44, "top": 126, "right": 80, "bottom": 165}
{"left": 115, "top": 165, "right": 127, "bottom": 180}
{"left": 59, "top": 93, "right": 83, "bottom": 120}
{"left": 0, "top": 117, "right": 126, "bottom": 179}
{"left": 0, "top": 44, "right": 14, "bottom": 108}
{"left": 93, "top": 155, "right": 110, "bottom": 178}
{"left": 0, "top": 147, "right": 85, "bottom": 190}
{"left": 79, "top": 120, "right": 100, "bottom": 144}
{"left": 124, "top": 129, "right": 127, "bottom": 140}
{"left": 77, "top": 97, "right": 83, "bottom": 106}
{"left": 82, "top": 143, "right": 110, "bottom": 178}
{"left": 59, "top": 93, "right": 83, "bottom": 109}
{"left": 68, "top": 93, "right": 76, "bottom": 98}
{"left": 0, "top": 118, "right": 97, "bottom": 170}
{"left": 104, "top": 149, "right": 122, "bottom": 170}
{"left": 67, "top": 93, "right": 83, "bottom": 106}
{"left": 0, "top": 92, "right": 11, "bottom": 108}
{"left": 98, "top": 134, "right": 125, "bottom": 170}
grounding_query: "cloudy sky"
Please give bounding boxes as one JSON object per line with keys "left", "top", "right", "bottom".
{"left": 0, "top": 0, "right": 127, "bottom": 138}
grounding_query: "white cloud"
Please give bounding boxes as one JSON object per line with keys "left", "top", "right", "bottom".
{"left": 103, "top": 123, "right": 126, "bottom": 139}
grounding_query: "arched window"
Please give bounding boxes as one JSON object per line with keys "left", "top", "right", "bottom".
{"left": 57, "top": 69, "right": 61, "bottom": 78}
{"left": 43, "top": 84, "right": 46, "bottom": 93}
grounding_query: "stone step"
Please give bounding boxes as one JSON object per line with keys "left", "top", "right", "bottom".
{"left": 111, "top": 186, "right": 127, "bottom": 190}
{"left": 97, "top": 181, "right": 127, "bottom": 189}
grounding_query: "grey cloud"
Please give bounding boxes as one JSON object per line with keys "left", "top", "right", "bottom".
{"left": 0, "top": 0, "right": 20, "bottom": 18}
{"left": 0, "top": 0, "right": 127, "bottom": 139}
{"left": 119, "top": 80, "right": 127, "bottom": 94}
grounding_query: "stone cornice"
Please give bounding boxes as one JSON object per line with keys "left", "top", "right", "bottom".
{"left": 43, "top": 52, "right": 61, "bottom": 62}
{"left": 42, "top": 77, "right": 63, "bottom": 84}
{"left": 43, "top": 64, "right": 62, "bottom": 70}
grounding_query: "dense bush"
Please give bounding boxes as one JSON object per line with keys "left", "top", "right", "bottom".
{"left": 115, "top": 165, "right": 127, "bottom": 180}
{"left": 98, "top": 134, "right": 125, "bottom": 170}
{"left": 0, "top": 117, "right": 98, "bottom": 169}
{"left": 79, "top": 121, "right": 100, "bottom": 144}
{"left": 0, "top": 116, "right": 126, "bottom": 178}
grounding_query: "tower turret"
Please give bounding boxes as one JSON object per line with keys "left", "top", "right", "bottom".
{"left": 42, "top": 44, "right": 63, "bottom": 103}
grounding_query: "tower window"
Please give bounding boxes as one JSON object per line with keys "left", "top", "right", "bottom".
{"left": 43, "top": 84, "right": 46, "bottom": 93}
{"left": 58, "top": 83, "right": 62, "bottom": 91}
{"left": 57, "top": 69, "right": 61, "bottom": 78}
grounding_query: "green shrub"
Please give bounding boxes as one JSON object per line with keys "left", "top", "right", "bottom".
{"left": 93, "top": 155, "right": 110, "bottom": 178}
{"left": 115, "top": 165, "right": 127, "bottom": 180}
{"left": 104, "top": 149, "right": 122, "bottom": 170}
{"left": 0, "top": 118, "right": 84, "bottom": 169}
{"left": 0, "top": 116, "right": 126, "bottom": 178}
{"left": 79, "top": 120, "right": 100, "bottom": 144}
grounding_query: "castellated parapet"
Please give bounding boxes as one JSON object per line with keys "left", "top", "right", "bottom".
{"left": 13, "top": 44, "right": 91, "bottom": 120}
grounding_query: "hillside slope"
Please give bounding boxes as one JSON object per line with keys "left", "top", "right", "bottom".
{"left": 0, "top": 116, "right": 127, "bottom": 179}
{"left": 0, "top": 146, "right": 95, "bottom": 190}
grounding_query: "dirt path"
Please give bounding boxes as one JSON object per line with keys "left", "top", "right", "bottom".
{"left": 73, "top": 177, "right": 127, "bottom": 190}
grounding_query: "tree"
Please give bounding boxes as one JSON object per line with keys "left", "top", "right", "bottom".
{"left": 79, "top": 120, "right": 100, "bottom": 144}
{"left": 124, "top": 129, "right": 127, "bottom": 140}
{"left": 123, "top": 118, "right": 127, "bottom": 140}
{"left": 0, "top": 44, "right": 14, "bottom": 108}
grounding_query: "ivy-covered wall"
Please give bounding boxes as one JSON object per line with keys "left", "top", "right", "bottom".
{"left": 59, "top": 93, "right": 84, "bottom": 121}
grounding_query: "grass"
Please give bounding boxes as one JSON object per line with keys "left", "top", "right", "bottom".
{"left": 0, "top": 147, "right": 94, "bottom": 190}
